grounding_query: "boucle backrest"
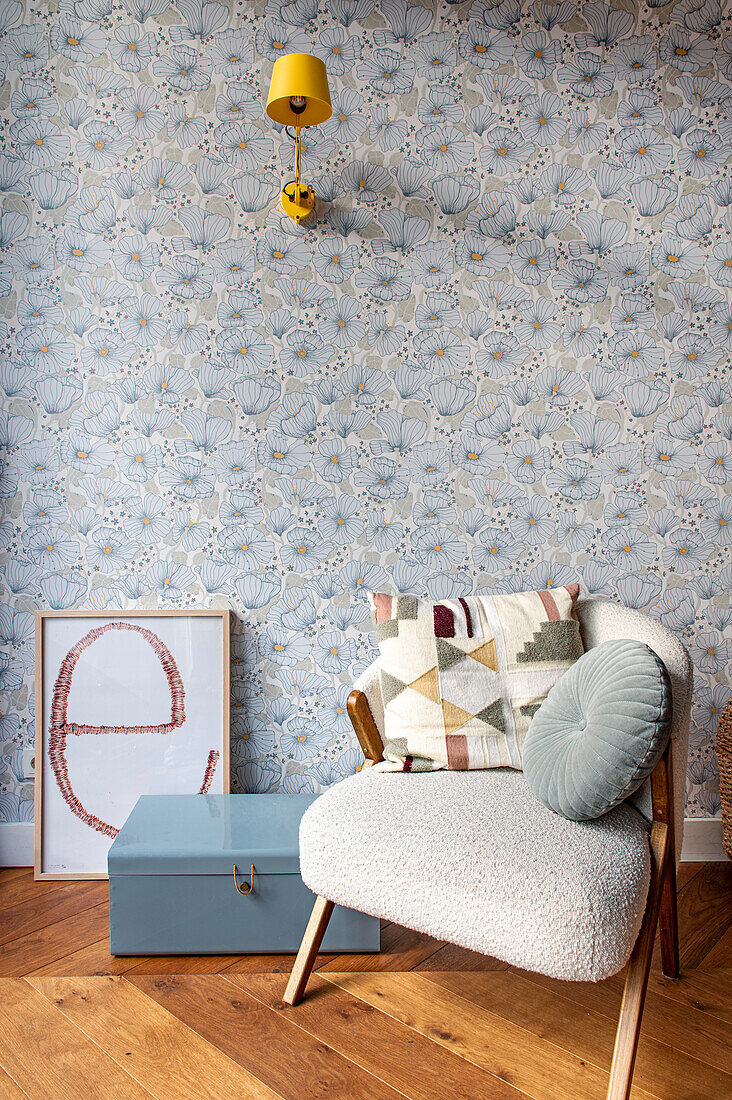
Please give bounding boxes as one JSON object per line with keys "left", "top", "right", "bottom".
{"left": 354, "top": 596, "right": 691, "bottom": 862}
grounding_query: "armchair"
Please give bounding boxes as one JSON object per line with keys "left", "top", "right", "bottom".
{"left": 284, "top": 598, "right": 692, "bottom": 1100}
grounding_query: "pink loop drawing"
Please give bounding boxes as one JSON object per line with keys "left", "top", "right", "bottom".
{"left": 47, "top": 620, "right": 219, "bottom": 838}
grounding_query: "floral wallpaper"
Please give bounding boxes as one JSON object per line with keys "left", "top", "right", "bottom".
{"left": 0, "top": 0, "right": 730, "bottom": 826}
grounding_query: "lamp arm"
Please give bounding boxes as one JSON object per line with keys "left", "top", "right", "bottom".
{"left": 294, "top": 124, "right": 302, "bottom": 194}
{"left": 279, "top": 124, "right": 316, "bottom": 223}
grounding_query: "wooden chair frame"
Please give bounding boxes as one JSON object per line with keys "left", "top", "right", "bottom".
{"left": 284, "top": 688, "right": 680, "bottom": 1100}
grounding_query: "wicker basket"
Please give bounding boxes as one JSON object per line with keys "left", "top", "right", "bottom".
{"left": 718, "top": 699, "right": 732, "bottom": 860}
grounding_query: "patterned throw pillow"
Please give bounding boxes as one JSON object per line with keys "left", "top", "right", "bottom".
{"left": 369, "top": 585, "right": 584, "bottom": 772}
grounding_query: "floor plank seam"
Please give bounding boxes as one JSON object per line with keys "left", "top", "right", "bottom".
{"left": 22, "top": 977, "right": 161, "bottom": 1100}
{"left": 0, "top": 895, "right": 110, "bottom": 950}
{"left": 340, "top": 969, "right": 625, "bottom": 1081}
{"left": 419, "top": 969, "right": 732, "bottom": 1088}
{"left": 120, "top": 977, "right": 290, "bottom": 1100}
{"left": 136, "top": 973, "right": 412, "bottom": 1100}
{"left": 219, "top": 973, "right": 418, "bottom": 1100}
{"left": 122, "top": 975, "right": 290, "bottom": 1100}
{"left": 0, "top": 902, "right": 113, "bottom": 978}
{"left": 0, "top": 1064, "right": 33, "bottom": 1100}
{"left": 316, "top": 973, "right": 549, "bottom": 1100}
{"left": 500, "top": 967, "right": 732, "bottom": 1061}
{"left": 222, "top": 973, "right": 524, "bottom": 1100}
{"left": 641, "top": 978, "right": 732, "bottom": 1028}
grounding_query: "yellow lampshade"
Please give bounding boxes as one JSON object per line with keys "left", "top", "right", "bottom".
{"left": 266, "top": 53, "right": 332, "bottom": 128}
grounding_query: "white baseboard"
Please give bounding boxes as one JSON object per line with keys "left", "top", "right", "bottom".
{"left": 0, "top": 823, "right": 34, "bottom": 868}
{"left": 0, "top": 816, "right": 728, "bottom": 868}
{"left": 681, "top": 817, "right": 727, "bottom": 862}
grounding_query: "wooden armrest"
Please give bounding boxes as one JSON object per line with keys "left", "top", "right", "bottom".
{"left": 347, "top": 689, "right": 385, "bottom": 765}
{"left": 650, "top": 739, "right": 673, "bottom": 828}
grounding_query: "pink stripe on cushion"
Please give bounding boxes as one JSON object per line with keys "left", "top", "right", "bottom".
{"left": 564, "top": 583, "right": 580, "bottom": 621}
{"left": 371, "top": 592, "right": 393, "bottom": 623}
{"left": 434, "top": 604, "right": 455, "bottom": 637}
{"left": 446, "top": 734, "right": 469, "bottom": 769}
{"left": 537, "top": 589, "right": 560, "bottom": 621}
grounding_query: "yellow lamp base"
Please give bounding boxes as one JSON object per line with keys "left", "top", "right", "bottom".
{"left": 281, "top": 183, "right": 315, "bottom": 223}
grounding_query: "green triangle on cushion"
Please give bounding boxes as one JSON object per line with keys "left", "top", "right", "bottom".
{"left": 381, "top": 671, "right": 408, "bottom": 705}
{"left": 473, "top": 698, "right": 507, "bottom": 734}
{"left": 436, "top": 637, "right": 468, "bottom": 671}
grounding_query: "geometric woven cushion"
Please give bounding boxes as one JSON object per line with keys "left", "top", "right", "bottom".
{"left": 299, "top": 768, "right": 651, "bottom": 981}
{"left": 368, "top": 584, "right": 583, "bottom": 771}
{"left": 522, "top": 639, "right": 671, "bottom": 821}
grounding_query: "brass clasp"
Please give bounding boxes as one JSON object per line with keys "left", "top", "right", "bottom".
{"left": 233, "top": 863, "right": 255, "bottom": 896}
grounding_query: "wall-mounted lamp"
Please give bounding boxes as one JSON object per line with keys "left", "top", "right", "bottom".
{"left": 266, "top": 53, "right": 332, "bottom": 223}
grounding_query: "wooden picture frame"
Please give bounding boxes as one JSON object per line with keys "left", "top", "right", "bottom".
{"left": 35, "top": 609, "right": 231, "bottom": 880}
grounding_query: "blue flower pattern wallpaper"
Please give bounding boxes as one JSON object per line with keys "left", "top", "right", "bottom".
{"left": 0, "top": 0, "right": 730, "bottom": 824}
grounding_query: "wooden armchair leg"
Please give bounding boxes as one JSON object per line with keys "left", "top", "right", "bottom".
{"left": 607, "top": 909, "right": 656, "bottom": 1099}
{"left": 658, "top": 846, "right": 680, "bottom": 980}
{"left": 283, "top": 895, "right": 335, "bottom": 1007}
{"left": 607, "top": 822, "right": 669, "bottom": 1099}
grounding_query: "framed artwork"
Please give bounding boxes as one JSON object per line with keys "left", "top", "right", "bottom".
{"left": 35, "top": 610, "right": 231, "bottom": 880}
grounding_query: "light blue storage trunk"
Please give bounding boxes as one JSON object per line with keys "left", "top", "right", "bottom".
{"left": 107, "top": 793, "right": 380, "bottom": 956}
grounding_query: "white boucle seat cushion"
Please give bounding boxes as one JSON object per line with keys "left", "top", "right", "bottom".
{"left": 299, "top": 768, "right": 651, "bottom": 982}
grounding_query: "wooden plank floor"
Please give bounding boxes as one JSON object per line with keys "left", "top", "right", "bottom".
{"left": 0, "top": 862, "right": 729, "bottom": 1100}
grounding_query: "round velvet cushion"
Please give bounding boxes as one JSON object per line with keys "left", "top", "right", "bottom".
{"left": 522, "top": 639, "right": 671, "bottom": 821}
